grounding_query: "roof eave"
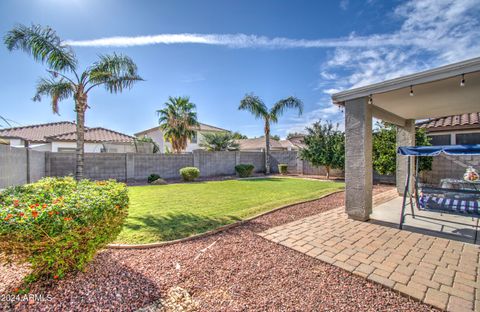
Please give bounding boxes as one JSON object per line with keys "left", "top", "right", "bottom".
{"left": 332, "top": 57, "right": 480, "bottom": 104}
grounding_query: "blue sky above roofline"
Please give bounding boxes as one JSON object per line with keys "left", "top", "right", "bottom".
{"left": 1, "top": 0, "right": 479, "bottom": 138}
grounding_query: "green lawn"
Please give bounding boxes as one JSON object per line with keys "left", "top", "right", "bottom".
{"left": 115, "top": 177, "right": 344, "bottom": 244}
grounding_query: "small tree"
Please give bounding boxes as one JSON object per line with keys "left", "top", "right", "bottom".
{"left": 287, "top": 132, "right": 304, "bottom": 139}
{"left": 300, "top": 121, "right": 345, "bottom": 179}
{"left": 200, "top": 132, "right": 240, "bottom": 151}
{"left": 373, "top": 122, "right": 432, "bottom": 175}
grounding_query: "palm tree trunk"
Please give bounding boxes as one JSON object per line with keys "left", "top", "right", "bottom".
{"left": 75, "top": 92, "right": 87, "bottom": 181}
{"left": 265, "top": 119, "right": 271, "bottom": 175}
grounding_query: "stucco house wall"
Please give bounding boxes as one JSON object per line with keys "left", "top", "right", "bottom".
{"left": 135, "top": 124, "right": 228, "bottom": 153}
{"left": 9, "top": 140, "right": 132, "bottom": 153}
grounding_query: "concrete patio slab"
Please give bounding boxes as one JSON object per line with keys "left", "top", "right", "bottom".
{"left": 371, "top": 196, "right": 479, "bottom": 245}
{"left": 259, "top": 203, "right": 480, "bottom": 311}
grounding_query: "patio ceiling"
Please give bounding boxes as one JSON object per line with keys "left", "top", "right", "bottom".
{"left": 332, "top": 57, "right": 480, "bottom": 124}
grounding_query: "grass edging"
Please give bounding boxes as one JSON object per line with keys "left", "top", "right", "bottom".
{"left": 108, "top": 189, "right": 345, "bottom": 250}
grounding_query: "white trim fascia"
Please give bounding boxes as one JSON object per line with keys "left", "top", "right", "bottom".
{"left": 332, "top": 57, "right": 480, "bottom": 104}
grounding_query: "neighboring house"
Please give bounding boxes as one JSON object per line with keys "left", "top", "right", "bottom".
{"left": 237, "top": 136, "right": 303, "bottom": 152}
{"left": 0, "top": 121, "right": 136, "bottom": 153}
{"left": 134, "top": 122, "right": 229, "bottom": 153}
{"left": 417, "top": 112, "right": 480, "bottom": 146}
{"left": 286, "top": 134, "right": 306, "bottom": 149}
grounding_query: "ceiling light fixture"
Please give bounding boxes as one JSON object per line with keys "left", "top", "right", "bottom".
{"left": 368, "top": 94, "right": 373, "bottom": 105}
{"left": 460, "top": 74, "right": 465, "bottom": 87}
{"left": 409, "top": 85, "right": 414, "bottom": 97}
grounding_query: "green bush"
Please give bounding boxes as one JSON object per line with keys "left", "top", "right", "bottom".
{"left": 235, "top": 164, "right": 255, "bottom": 178}
{"left": 0, "top": 177, "right": 128, "bottom": 283}
{"left": 148, "top": 173, "right": 161, "bottom": 183}
{"left": 179, "top": 167, "right": 200, "bottom": 182}
{"left": 278, "top": 164, "right": 288, "bottom": 175}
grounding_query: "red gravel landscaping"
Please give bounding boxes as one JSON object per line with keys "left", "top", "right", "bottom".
{"left": 1, "top": 185, "right": 437, "bottom": 311}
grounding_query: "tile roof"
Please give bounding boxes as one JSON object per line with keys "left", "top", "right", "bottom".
{"left": 417, "top": 112, "right": 480, "bottom": 132}
{"left": 0, "top": 121, "right": 76, "bottom": 143}
{"left": 0, "top": 122, "right": 134, "bottom": 143}
{"left": 236, "top": 137, "right": 300, "bottom": 150}
{"left": 195, "top": 123, "right": 229, "bottom": 132}
{"left": 286, "top": 135, "right": 306, "bottom": 149}
{"left": 134, "top": 122, "right": 228, "bottom": 136}
{"left": 49, "top": 127, "right": 134, "bottom": 143}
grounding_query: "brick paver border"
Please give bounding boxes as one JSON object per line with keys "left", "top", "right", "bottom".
{"left": 259, "top": 195, "right": 480, "bottom": 312}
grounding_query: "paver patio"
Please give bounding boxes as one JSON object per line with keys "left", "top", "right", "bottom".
{"left": 259, "top": 202, "right": 480, "bottom": 312}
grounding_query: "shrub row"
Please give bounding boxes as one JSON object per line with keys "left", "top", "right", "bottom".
{"left": 0, "top": 177, "right": 128, "bottom": 283}
{"left": 149, "top": 162, "right": 289, "bottom": 182}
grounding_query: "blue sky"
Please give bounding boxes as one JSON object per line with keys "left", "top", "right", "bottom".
{"left": 1, "top": 0, "right": 479, "bottom": 138}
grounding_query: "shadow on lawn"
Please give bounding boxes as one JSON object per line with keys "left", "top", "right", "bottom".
{"left": 239, "top": 177, "right": 286, "bottom": 182}
{"left": 124, "top": 213, "right": 241, "bottom": 242}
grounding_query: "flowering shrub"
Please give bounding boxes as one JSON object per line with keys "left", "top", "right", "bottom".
{"left": 0, "top": 177, "right": 128, "bottom": 283}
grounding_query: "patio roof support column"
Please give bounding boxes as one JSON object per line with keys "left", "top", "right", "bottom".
{"left": 345, "top": 97, "right": 373, "bottom": 221}
{"left": 396, "top": 119, "right": 415, "bottom": 195}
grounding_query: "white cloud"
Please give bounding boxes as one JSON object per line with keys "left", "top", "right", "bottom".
{"left": 283, "top": 0, "right": 480, "bottom": 135}
{"left": 66, "top": 33, "right": 404, "bottom": 49}
{"left": 323, "top": 88, "right": 342, "bottom": 95}
{"left": 278, "top": 100, "right": 344, "bottom": 135}
{"left": 325, "top": 0, "right": 480, "bottom": 90}
{"left": 320, "top": 71, "right": 337, "bottom": 80}
{"left": 340, "top": 0, "right": 349, "bottom": 10}
{"left": 65, "top": 0, "right": 480, "bottom": 136}
{"left": 65, "top": 0, "right": 480, "bottom": 55}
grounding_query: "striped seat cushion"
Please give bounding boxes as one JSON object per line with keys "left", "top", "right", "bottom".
{"left": 419, "top": 194, "right": 480, "bottom": 215}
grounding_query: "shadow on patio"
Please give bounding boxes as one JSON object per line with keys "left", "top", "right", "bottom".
{"left": 370, "top": 196, "right": 479, "bottom": 245}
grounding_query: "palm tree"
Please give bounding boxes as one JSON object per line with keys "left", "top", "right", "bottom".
{"left": 200, "top": 132, "right": 240, "bottom": 151}
{"left": 4, "top": 24, "right": 142, "bottom": 180}
{"left": 157, "top": 96, "right": 199, "bottom": 153}
{"left": 239, "top": 94, "right": 303, "bottom": 174}
{"left": 0, "top": 115, "right": 11, "bottom": 128}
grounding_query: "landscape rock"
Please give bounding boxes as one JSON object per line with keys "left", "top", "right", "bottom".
{"left": 150, "top": 178, "right": 167, "bottom": 185}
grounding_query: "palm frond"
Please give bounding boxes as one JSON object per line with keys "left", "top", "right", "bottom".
{"left": 0, "top": 115, "right": 11, "bottom": 128}
{"left": 270, "top": 96, "right": 303, "bottom": 123}
{"left": 199, "top": 132, "right": 240, "bottom": 151}
{"left": 157, "top": 96, "right": 199, "bottom": 153}
{"left": 4, "top": 24, "right": 77, "bottom": 72}
{"left": 33, "top": 77, "right": 74, "bottom": 114}
{"left": 238, "top": 94, "right": 269, "bottom": 119}
{"left": 87, "top": 53, "right": 143, "bottom": 93}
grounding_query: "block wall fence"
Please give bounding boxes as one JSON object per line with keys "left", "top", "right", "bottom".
{"left": 1, "top": 148, "right": 343, "bottom": 188}
{"left": 45, "top": 150, "right": 304, "bottom": 182}
{"left": 0, "top": 145, "right": 45, "bottom": 188}
{"left": 4, "top": 146, "right": 470, "bottom": 189}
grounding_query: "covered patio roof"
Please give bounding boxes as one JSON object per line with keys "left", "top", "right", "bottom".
{"left": 330, "top": 56, "right": 480, "bottom": 223}
{"left": 332, "top": 57, "right": 480, "bottom": 126}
